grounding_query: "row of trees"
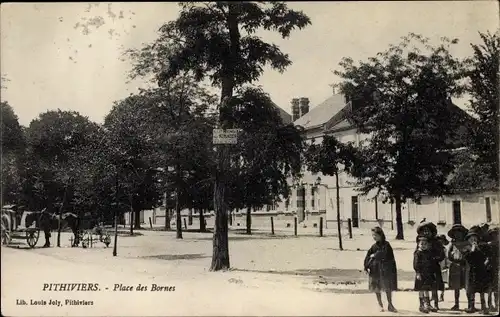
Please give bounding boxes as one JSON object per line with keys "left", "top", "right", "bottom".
{"left": 305, "top": 32, "right": 499, "bottom": 242}
{"left": 1, "top": 2, "right": 497, "bottom": 269}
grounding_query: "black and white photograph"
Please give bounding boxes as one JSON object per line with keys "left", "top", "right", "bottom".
{"left": 1, "top": 1, "right": 499, "bottom": 316}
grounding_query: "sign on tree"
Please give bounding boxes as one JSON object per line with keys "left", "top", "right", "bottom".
{"left": 212, "top": 129, "right": 239, "bottom": 145}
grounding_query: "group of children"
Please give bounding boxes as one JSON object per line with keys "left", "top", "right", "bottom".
{"left": 364, "top": 221, "right": 499, "bottom": 314}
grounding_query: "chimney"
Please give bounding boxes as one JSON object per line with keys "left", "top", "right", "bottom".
{"left": 299, "top": 97, "right": 310, "bottom": 117}
{"left": 291, "top": 98, "right": 300, "bottom": 121}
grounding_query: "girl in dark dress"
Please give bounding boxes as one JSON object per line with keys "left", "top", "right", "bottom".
{"left": 463, "top": 226, "right": 490, "bottom": 314}
{"left": 363, "top": 226, "right": 398, "bottom": 313}
{"left": 447, "top": 224, "right": 469, "bottom": 310}
{"left": 416, "top": 220, "right": 445, "bottom": 311}
{"left": 414, "top": 235, "right": 436, "bottom": 313}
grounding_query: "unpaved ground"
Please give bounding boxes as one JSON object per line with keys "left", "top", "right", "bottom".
{"left": 1, "top": 229, "right": 494, "bottom": 316}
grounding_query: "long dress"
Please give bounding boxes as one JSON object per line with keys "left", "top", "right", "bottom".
{"left": 486, "top": 241, "right": 499, "bottom": 293}
{"left": 431, "top": 239, "right": 446, "bottom": 291}
{"left": 414, "top": 249, "right": 437, "bottom": 291}
{"left": 364, "top": 240, "right": 398, "bottom": 292}
{"left": 463, "top": 244, "right": 490, "bottom": 294}
{"left": 447, "top": 241, "right": 467, "bottom": 290}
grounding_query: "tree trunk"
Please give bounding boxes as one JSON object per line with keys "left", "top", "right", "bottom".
{"left": 165, "top": 208, "right": 171, "bottom": 231}
{"left": 395, "top": 194, "right": 404, "bottom": 240}
{"left": 246, "top": 206, "right": 252, "bottom": 235}
{"left": 188, "top": 208, "right": 193, "bottom": 226}
{"left": 210, "top": 3, "right": 239, "bottom": 271}
{"left": 229, "top": 209, "right": 233, "bottom": 226}
{"left": 335, "top": 171, "right": 343, "bottom": 251}
{"left": 134, "top": 207, "right": 141, "bottom": 229}
{"left": 57, "top": 186, "right": 68, "bottom": 248}
{"left": 211, "top": 170, "right": 230, "bottom": 271}
{"left": 164, "top": 192, "right": 171, "bottom": 230}
{"left": 113, "top": 208, "right": 118, "bottom": 256}
{"left": 175, "top": 189, "right": 182, "bottom": 239}
{"left": 129, "top": 195, "right": 134, "bottom": 236}
{"left": 199, "top": 208, "right": 206, "bottom": 232}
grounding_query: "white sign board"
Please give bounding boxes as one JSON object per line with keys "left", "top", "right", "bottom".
{"left": 213, "top": 129, "right": 239, "bottom": 144}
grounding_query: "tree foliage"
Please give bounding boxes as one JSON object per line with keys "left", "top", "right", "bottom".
{"left": 1, "top": 102, "right": 26, "bottom": 206}
{"left": 464, "top": 31, "right": 499, "bottom": 187}
{"left": 225, "top": 87, "right": 303, "bottom": 233}
{"left": 20, "top": 110, "right": 101, "bottom": 212}
{"left": 334, "top": 33, "right": 468, "bottom": 239}
{"left": 127, "top": 1, "right": 311, "bottom": 270}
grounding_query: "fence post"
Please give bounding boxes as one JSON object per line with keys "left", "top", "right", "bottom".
{"left": 348, "top": 218, "right": 353, "bottom": 239}
{"left": 183, "top": 218, "right": 187, "bottom": 230}
{"left": 294, "top": 217, "right": 298, "bottom": 236}
{"left": 270, "top": 217, "right": 275, "bottom": 235}
{"left": 319, "top": 217, "right": 323, "bottom": 237}
{"left": 149, "top": 217, "right": 153, "bottom": 229}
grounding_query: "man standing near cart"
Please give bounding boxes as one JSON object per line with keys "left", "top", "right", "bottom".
{"left": 40, "top": 208, "right": 52, "bottom": 248}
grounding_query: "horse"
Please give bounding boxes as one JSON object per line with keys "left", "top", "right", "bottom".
{"left": 25, "top": 211, "right": 79, "bottom": 247}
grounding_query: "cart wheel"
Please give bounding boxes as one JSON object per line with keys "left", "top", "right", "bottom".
{"left": 27, "top": 230, "right": 39, "bottom": 248}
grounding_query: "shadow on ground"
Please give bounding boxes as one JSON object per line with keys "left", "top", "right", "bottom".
{"left": 232, "top": 267, "right": 415, "bottom": 283}
{"left": 139, "top": 253, "right": 210, "bottom": 261}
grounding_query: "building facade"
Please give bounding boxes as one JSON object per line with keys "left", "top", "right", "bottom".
{"left": 261, "top": 91, "right": 500, "bottom": 230}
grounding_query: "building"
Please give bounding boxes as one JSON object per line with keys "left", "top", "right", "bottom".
{"left": 238, "top": 89, "right": 500, "bottom": 231}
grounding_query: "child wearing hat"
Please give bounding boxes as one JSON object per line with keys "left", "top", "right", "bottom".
{"left": 416, "top": 220, "right": 445, "bottom": 311}
{"left": 463, "top": 225, "right": 491, "bottom": 314}
{"left": 363, "top": 226, "right": 398, "bottom": 313}
{"left": 447, "top": 224, "right": 469, "bottom": 310}
{"left": 414, "top": 235, "right": 437, "bottom": 313}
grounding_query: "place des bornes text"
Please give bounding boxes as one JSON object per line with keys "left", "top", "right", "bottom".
{"left": 41, "top": 283, "right": 175, "bottom": 292}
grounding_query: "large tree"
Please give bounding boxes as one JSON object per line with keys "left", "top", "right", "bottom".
{"left": 226, "top": 87, "right": 303, "bottom": 234}
{"left": 23, "top": 110, "right": 101, "bottom": 246}
{"left": 104, "top": 95, "right": 164, "bottom": 236}
{"left": 135, "top": 74, "right": 217, "bottom": 239}
{"left": 305, "top": 136, "right": 357, "bottom": 250}
{"left": 334, "top": 34, "right": 467, "bottom": 240}
{"left": 1, "top": 102, "right": 26, "bottom": 206}
{"left": 128, "top": 2, "right": 311, "bottom": 270}
{"left": 465, "top": 31, "right": 499, "bottom": 188}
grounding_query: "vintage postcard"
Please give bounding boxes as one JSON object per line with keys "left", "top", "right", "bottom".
{"left": 1, "top": 1, "right": 499, "bottom": 316}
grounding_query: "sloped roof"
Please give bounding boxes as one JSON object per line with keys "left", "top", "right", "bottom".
{"left": 293, "top": 94, "right": 346, "bottom": 129}
{"left": 272, "top": 104, "right": 292, "bottom": 125}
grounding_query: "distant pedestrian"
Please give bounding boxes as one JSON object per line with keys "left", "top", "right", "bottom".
{"left": 463, "top": 226, "right": 490, "bottom": 314}
{"left": 414, "top": 235, "right": 436, "bottom": 313}
{"left": 416, "top": 220, "right": 444, "bottom": 311}
{"left": 363, "top": 226, "right": 398, "bottom": 313}
{"left": 447, "top": 224, "right": 468, "bottom": 310}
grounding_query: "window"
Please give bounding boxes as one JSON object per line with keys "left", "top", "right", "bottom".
{"left": 452, "top": 200, "right": 461, "bottom": 225}
{"left": 285, "top": 199, "right": 289, "bottom": 210}
{"left": 311, "top": 187, "right": 316, "bottom": 210}
{"left": 485, "top": 197, "right": 492, "bottom": 222}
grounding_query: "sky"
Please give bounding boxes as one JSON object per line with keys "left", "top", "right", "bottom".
{"left": 1, "top": 1, "right": 499, "bottom": 127}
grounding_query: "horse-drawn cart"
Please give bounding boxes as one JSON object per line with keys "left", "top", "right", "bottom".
{"left": 70, "top": 212, "right": 111, "bottom": 248}
{"left": 1, "top": 206, "right": 40, "bottom": 248}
